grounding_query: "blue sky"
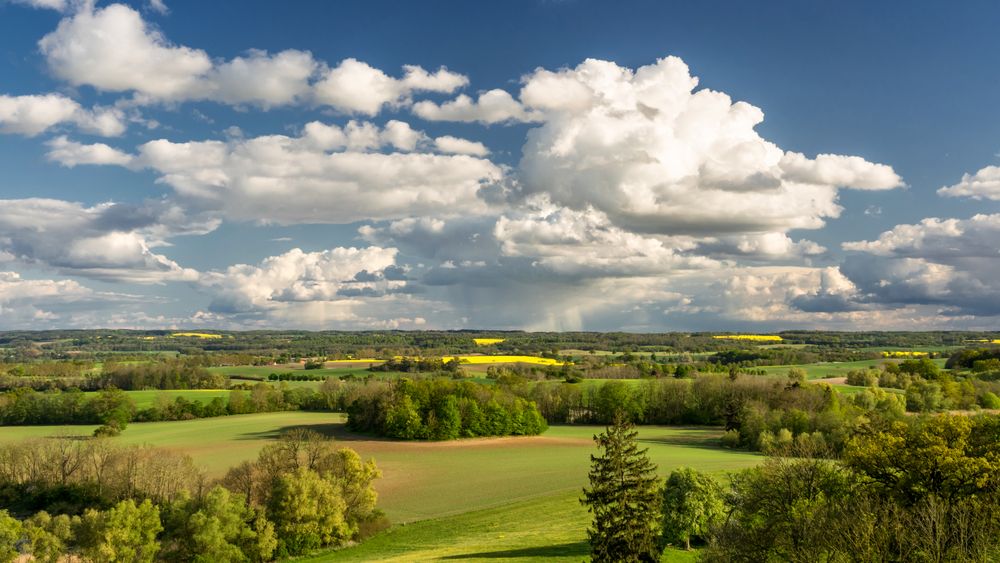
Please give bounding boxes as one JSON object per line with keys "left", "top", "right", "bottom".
{"left": 0, "top": 0, "right": 997, "bottom": 331}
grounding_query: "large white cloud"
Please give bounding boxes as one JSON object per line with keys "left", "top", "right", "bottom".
{"left": 493, "top": 205, "right": 716, "bottom": 277}
{"left": 938, "top": 165, "right": 1000, "bottom": 201}
{"left": 506, "top": 57, "right": 902, "bottom": 235}
{"left": 198, "top": 246, "right": 421, "bottom": 329}
{"left": 0, "top": 198, "right": 209, "bottom": 283}
{"left": 56, "top": 121, "right": 501, "bottom": 224}
{"left": 37, "top": 3, "right": 466, "bottom": 112}
{"left": 202, "top": 49, "right": 317, "bottom": 108}
{"left": 40, "top": 3, "right": 213, "bottom": 100}
{"left": 0, "top": 94, "right": 125, "bottom": 136}
{"left": 837, "top": 214, "right": 1000, "bottom": 316}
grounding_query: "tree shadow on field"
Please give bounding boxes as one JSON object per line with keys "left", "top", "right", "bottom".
{"left": 234, "top": 422, "right": 389, "bottom": 442}
{"left": 440, "top": 541, "right": 589, "bottom": 559}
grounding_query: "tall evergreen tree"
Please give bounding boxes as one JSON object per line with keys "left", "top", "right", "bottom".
{"left": 581, "top": 415, "right": 662, "bottom": 562}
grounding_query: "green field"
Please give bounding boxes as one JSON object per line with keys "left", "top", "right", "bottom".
{"left": 758, "top": 358, "right": 949, "bottom": 380}
{"left": 308, "top": 489, "right": 698, "bottom": 563}
{"left": 0, "top": 415, "right": 759, "bottom": 518}
{"left": 124, "top": 389, "right": 233, "bottom": 409}
{"left": 757, "top": 359, "right": 888, "bottom": 379}
{"left": 208, "top": 365, "right": 374, "bottom": 379}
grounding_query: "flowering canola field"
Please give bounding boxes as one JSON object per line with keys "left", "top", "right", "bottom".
{"left": 445, "top": 355, "right": 567, "bottom": 366}
{"left": 881, "top": 351, "right": 930, "bottom": 358}
{"left": 711, "top": 334, "right": 783, "bottom": 342}
{"left": 170, "top": 332, "right": 224, "bottom": 339}
{"left": 473, "top": 338, "right": 506, "bottom": 346}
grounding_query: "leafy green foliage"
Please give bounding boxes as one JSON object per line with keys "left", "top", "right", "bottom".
{"left": 269, "top": 467, "right": 349, "bottom": 556}
{"left": 660, "top": 468, "right": 724, "bottom": 550}
{"left": 78, "top": 499, "right": 162, "bottom": 563}
{"left": 161, "top": 485, "right": 275, "bottom": 563}
{"left": 0, "top": 510, "right": 22, "bottom": 563}
{"left": 348, "top": 378, "right": 546, "bottom": 440}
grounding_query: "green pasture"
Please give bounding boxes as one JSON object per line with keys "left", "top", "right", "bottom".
{"left": 0, "top": 414, "right": 758, "bottom": 526}
{"left": 757, "top": 359, "right": 891, "bottom": 379}
{"left": 124, "top": 389, "right": 232, "bottom": 409}
{"left": 308, "top": 489, "right": 699, "bottom": 563}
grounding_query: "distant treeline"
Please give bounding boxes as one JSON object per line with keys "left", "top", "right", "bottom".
{"left": 3, "top": 329, "right": 996, "bottom": 362}
{"left": 843, "top": 357, "right": 1000, "bottom": 411}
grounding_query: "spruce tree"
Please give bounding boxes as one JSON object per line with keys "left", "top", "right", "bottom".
{"left": 581, "top": 414, "right": 662, "bottom": 562}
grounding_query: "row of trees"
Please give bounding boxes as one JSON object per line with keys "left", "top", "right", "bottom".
{"left": 0, "top": 430, "right": 383, "bottom": 561}
{"left": 346, "top": 378, "right": 547, "bottom": 440}
{"left": 583, "top": 414, "right": 1000, "bottom": 562}
{"left": 845, "top": 358, "right": 1000, "bottom": 412}
{"left": 508, "top": 375, "right": 907, "bottom": 454}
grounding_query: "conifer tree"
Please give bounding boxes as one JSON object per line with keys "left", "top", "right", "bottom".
{"left": 581, "top": 414, "right": 662, "bottom": 562}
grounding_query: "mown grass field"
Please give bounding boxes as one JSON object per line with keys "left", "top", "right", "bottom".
{"left": 0, "top": 414, "right": 759, "bottom": 526}
{"left": 124, "top": 389, "right": 232, "bottom": 409}
{"left": 306, "top": 489, "right": 699, "bottom": 563}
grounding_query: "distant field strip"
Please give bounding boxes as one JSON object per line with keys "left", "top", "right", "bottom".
{"left": 446, "top": 355, "right": 568, "bottom": 366}
{"left": 712, "top": 334, "right": 783, "bottom": 342}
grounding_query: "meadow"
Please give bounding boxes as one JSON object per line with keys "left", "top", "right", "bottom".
{"left": 0, "top": 412, "right": 759, "bottom": 560}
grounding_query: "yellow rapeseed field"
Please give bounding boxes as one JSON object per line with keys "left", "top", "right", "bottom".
{"left": 711, "top": 335, "right": 783, "bottom": 342}
{"left": 881, "top": 351, "right": 930, "bottom": 358}
{"left": 445, "top": 355, "right": 567, "bottom": 366}
{"left": 473, "top": 338, "right": 506, "bottom": 346}
{"left": 170, "top": 332, "right": 224, "bottom": 339}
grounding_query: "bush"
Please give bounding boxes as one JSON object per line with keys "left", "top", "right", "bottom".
{"left": 980, "top": 392, "right": 1000, "bottom": 409}
{"left": 93, "top": 423, "right": 122, "bottom": 437}
{"left": 720, "top": 429, "right": 740, "bottom": 449}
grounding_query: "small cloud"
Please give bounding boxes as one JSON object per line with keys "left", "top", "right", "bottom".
{"left": 270, "top": 236, "right": 293, "bottom": 242}
{"left": 148, "top": 0, "right": 169, "bottom": 14}
{"left": 864, "top": 205, "right": 882, "bottom": 216}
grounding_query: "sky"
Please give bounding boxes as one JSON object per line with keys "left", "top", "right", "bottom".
{"left": 0, "top": 0, "right": 998, "bottom": 332}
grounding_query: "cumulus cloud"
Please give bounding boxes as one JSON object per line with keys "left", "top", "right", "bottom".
{"left": 413, "top": 89, "right": 541, "bottom": 124}
{"left": 0, "top": 94, "right": 126, "bottom": 136}
{"left": 433, "top": 135, "right": 489, "bottom": 156}
{"left": 510, "top": 56, "right": 903, "bottom": 235}
{"left": 836, "top": 214, "right": 1000, "bottom": 316}
{"left": 68, "top": 121, "right": 501, "bottom": 224}
{"left": 0, "top": 271, "right": 129, "bottom": 327}
{"left": 938, "top": 165, "right": 1000, "bottom": 201}
{"left": 314, "top": 59, "right": 468, "bottom": 115}
{"left": 46, "top": 136, "right": 133, "bottom": 167}
{"left": 37, "top": 3, "right": 462, "bottom": 112}
{"left": 202, "top": 49, "right": 317, "bottom": 107}
{"left": 692, "top": 232, "right": 826, "bottom": 261}
{"left": 493, "top": 206, "right": 715, "bottom": 278}
{"left": 198, "top": 246, "right": 415, "bottom": 328}
{"left": 9, "top": 0, "right": 68, "bottom": 11}
{"left": 40, "top": 3, "right": 213, "bottom": 100}
{"left": 0, "top": 198, "right": 212, "bottom": 283}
